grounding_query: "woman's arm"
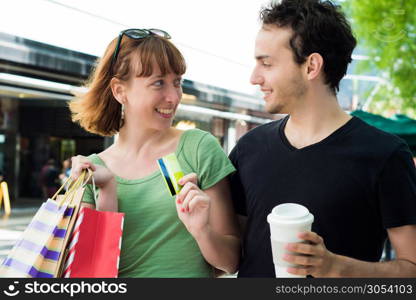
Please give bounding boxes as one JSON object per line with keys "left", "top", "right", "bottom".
{"left": 176, "top": 174, "right": 241, "bottom": 274}
{"left": 80, "top": 203, "right": 95, "bottom": 209}
{"left": 71, "top": 155, "right": 118, "bottom": 212}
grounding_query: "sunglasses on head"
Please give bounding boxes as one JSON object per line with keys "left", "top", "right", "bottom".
{"left": 111, "top": 28, "right": 171, "bottom": 73}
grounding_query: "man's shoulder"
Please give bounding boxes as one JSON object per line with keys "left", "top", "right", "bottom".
{"left": 350, "top": 117, "right": 406, "bottom": 152}
{"left": 238, "top": 118, "right": 284, "bottom": 145}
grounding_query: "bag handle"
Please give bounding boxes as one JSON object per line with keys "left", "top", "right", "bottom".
{"left": 52, "top": 168, "right": 96, "bottom": 206}
{"left": 56, "top": 171, "right": 85, "bottom": 206}
{"left": 51, "top": 176, "right": 73, "bottom": 201}
{"left": 52, "top": 169, "right": 89, "bottom": 205}
{"left": 86, "top": 169, "right": 98, "bottom": 203}
{"left": 60, "top": 169, "right": 95, "bottom": 206}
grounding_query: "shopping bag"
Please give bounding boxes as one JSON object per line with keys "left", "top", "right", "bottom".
{"left": 48, "top": 188, "right": 86, "bottom": 277}
{"left": 62, "top": 207, "right": 124, "bottom": 278}
{"left": 53, "top": 185, "right": 85, "bottom": 277}
{"left": 0, "top": 171, "right": 88, "bottom": 278}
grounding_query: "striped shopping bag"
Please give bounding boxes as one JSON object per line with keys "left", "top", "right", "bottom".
{"left": 0, "top": 172, "right": 88, "bottom": 278}
{"left": 53, "top": 188, "right": 84, "bottom": 278}
{"left": 62, "top": 207, "right": 124, "bottom": 278}
{"left": 40, "top": 187, "right": 85, "bottom": 277}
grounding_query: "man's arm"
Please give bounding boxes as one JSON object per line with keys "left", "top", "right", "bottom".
{"left": 335, "top": 225, "right": 416, "bottom": 277}
{"left": 237, "top": 214, "right": 247, "bottom": 236}
{"left": 283, "top": 224, "right": 416, "bottom": 277}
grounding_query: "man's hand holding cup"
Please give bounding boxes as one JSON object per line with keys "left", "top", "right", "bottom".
{"left": 284, "top": 231, "right": 339, "bottom": 277}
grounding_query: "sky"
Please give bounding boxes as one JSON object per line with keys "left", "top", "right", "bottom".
{"left": 1, "top": 0, "right": 270, "bottom": 95}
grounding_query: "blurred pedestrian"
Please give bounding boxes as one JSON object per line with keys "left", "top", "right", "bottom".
{"left": 39, "top": 158, "right": 60, "bottom": 198}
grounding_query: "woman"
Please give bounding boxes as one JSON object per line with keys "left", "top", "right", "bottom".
{"left": 69, "top": 29, "right": 240, "bottom": 277}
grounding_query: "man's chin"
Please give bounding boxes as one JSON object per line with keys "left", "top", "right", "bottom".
{"left": 266, "top": 105, "right": 286, "bottom": 114}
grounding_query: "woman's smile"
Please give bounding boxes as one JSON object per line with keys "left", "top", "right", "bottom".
{"left": 155, "top": 107, "right": 174, "bottom": 118}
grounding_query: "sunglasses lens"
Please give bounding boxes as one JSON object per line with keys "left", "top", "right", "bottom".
{"left": 124, "top": 29, "right": 148, "bottom": 39}
{"left": 149, "top": 29, "right": 171, "bottom": 39}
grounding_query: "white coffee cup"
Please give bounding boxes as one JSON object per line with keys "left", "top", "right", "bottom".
{"left": 267, "top": 203, "right": 314, "bottom": 278}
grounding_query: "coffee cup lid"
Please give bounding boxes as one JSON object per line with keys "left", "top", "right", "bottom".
{"left": 267, "top": 203, "right": 314, "bottom": 225}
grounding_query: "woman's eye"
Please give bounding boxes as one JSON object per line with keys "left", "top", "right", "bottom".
{"left": 174, "top": 79, "right": 184, "bottom": 87}
{"left": 153, "top": 80, "right": 164, "bottom": 87}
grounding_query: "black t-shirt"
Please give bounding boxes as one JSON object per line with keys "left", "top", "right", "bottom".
{"left": 229, "top": 116, "right": 416, "bottom": 277}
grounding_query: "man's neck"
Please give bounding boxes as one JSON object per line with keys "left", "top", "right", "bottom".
{"left": 284, "top": 90, "right": 351, "bottom": 149}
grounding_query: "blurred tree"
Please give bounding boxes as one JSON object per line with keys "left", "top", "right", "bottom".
{"left": 344, "top": 0, "right": 416, "bottom": 117}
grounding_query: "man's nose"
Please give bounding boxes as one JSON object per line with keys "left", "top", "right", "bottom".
{"left": 250, "top": 68, "right": 263, "bottom": 85}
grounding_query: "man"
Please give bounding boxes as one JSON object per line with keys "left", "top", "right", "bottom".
{"left": 230, "top": 0, "right": 416, "bottom": 277}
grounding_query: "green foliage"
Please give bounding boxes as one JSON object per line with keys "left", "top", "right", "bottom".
{"left": 344, "top": 0, "right": 416, "bottom": 115}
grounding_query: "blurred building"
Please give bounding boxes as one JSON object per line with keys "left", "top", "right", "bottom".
{"left": 0, "top": 32, "right": 278, "bottom": 201}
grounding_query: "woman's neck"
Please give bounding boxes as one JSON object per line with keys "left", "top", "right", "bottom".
{"left": 114, "top": 126, "right": 175, "bottom": 159}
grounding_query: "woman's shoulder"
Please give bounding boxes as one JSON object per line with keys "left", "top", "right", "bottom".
{"left": 89, "top": 144, "right": 120, "bottom": 167}
{"left": 178, "top": 128, "right": 222, "bottom": 155}
{"left": 86, "top": 153, "right": 106, "bottom": 166}
{"left": 180, "top": 128, "right": 213, "bottom": 145}
{"left": 178, "top": 128, "right": 223, "bottom": 158}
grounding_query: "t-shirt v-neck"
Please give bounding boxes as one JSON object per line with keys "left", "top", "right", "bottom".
{"left": 278, "top": 115, "right": 359, "bottom": 152}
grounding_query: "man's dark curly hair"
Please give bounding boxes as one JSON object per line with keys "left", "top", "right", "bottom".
{"left": 260, "top": 0, "right": 356, "bottom": 93}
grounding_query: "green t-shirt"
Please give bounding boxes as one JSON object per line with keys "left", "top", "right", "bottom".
{"left": 82, "top": 129, "right": 236, "bottom": 278}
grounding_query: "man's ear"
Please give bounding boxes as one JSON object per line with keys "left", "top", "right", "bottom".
{"left": 305, "top": 53, "right": 324, "bottom": 81}
{"left": 110, "top": 77, "right": 126, "bottom": 105}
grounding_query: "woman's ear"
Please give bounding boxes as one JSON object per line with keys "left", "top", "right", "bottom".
{"left": 305, "top": 52, "right": 324, "bottom": 81}
{"left": 110, "top": 77, "right": 126, "bottom": 105}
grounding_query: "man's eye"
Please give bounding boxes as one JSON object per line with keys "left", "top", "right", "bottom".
{"left": 262, "top": 61, "right": 271, "bottom": 67}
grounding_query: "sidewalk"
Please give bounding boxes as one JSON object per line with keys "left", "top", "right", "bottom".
{"left": 0, "top": 198, "right": 40, "bottom": 264}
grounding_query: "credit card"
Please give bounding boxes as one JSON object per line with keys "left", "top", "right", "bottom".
{"left": 157, "top": 153, "right": 184, "bottom": 196}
